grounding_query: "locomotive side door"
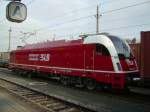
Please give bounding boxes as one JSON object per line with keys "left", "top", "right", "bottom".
{"left": 84, "top": 45, "right": 94, "bottom": 70}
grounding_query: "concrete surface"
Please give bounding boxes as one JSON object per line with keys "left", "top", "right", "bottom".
{"left": 0, "top": 70, "right": 150, "bottom": 112}
{"left": 129, "top": 86, "right": 150, "bottom": 95}
{"left": 0, "top": 87, "right": 44, "bottom": 112}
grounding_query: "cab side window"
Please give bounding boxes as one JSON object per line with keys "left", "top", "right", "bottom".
{"left": 95, "top": 44, "right": 110, "bottom": 56}
{"left": 96, "top": 44, "right": 102, "bottom": 55}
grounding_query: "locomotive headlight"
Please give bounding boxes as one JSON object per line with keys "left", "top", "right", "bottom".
{"left": 126, "top": 59, "right": 134, "bottom": 65}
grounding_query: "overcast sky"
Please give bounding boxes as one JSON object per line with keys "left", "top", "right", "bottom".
{"left": 0, "top": 0, "right": 150, "bottom": 51}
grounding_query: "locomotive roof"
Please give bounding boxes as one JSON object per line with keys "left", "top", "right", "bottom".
{"left": 13, "top": 34, "right": 123, "bottom": 52}
{"left": 19, "top": 39, "right": 83, "bottom": 50}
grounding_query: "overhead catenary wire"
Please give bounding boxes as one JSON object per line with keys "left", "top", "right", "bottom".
{"left": 37, "top": 21, "right": 94, "bottom": 34}
{"left": 4, "top": 0, "right": 150, "bottom": 33}
{"left": 35, "top": 14, "right": 95, "bottom": 31}
{"left": 34, "top": 0, "right": 150, "bottom": 32}
{"left": 32, "top": 0, "right": 121, "bottom": 22}
{"left": 20, "top": 1, "right": 150, "bottom": 45}
{"left": 26, "top": 0, "right": 36, "bottom": 5}
{"left": 0, "top": 0, "right": 150, "bottom": 51}
{"left": 35, "top": 12, "right": 150, "bottom": 34}
{"left": 33, "top": 21, "right": 150, "bottom": 43}
{"left": 2, "top": 0, "right": 149, "bottom": 46}
{"left": 101, "top": 13, "right": 150, "bottom": 22}
{"left": 30, "top": 0, "right": 122, "bottom": 32}
{"left": 2, "top": 12, "right": 147, "bottom": 34}
{"left": 117, "top": 32, "right": 140, "bottom": 38}
{"left": 55, "top": 22, "right": 150, "bottom": 38}
{"left": 102, "top": 22, "right": 150, "bottom": 31}
{"left": 2, "top": 0, "right": 150, "bottom": 32}
{"left": 35, "top": 22, "right": 150, "bottom": 42}
{"left": 7, "top": 21, "right": 150, "bottom": 47}
{"left": 101, "top": 0, "right": 150, "bottom": 14}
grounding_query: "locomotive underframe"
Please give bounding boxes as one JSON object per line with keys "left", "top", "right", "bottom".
{"left": 9, "top": 63, "right": 138, "bottom": 90}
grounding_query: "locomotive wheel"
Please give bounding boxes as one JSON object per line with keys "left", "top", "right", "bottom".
{"left": 27, "top": 71, "right": 34, "bottom": 78}
{"left": 60, "top": 76, "right": 70, "bottom": 86}
{"left": 84, "top": 78, "right": 97, "bottom": 90}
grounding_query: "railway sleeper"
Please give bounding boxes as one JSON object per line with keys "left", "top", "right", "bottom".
{"left": 59, "top": 107, "right": 80, "bottom": 112}
{"left": 30, "top": 96, "right": 47, "bottom": 101}
{"left": 17, "top": 90, "right": 35, "bottom": 94}
{"left": 53, "top": 105, "right": 68, "bottom": 111}
{"left": 22, "top": 93, "right": 41, "bottom": 98}
{"left": 0, "top": 79, "right": 94, "bottom": 112}
{"left": 17, "top": 92, "right": 36, "bottom": 96}
{"left": 46, "top": 102, "right": 62, "bottom": 108}
{"left": 8, "top": 88, "right": 31, "bottom": 94}
{"left": 39, "top": 100, "right": 55, "bottom": 105}
{"left": 29, "top": 96, "right": 47, "bottom": 100}
{"left": 33, "top": 98, "right": 50, "bottom": 103}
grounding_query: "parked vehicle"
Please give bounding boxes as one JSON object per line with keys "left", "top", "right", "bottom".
{"left": 9, "top": 34, "right": 139, "bottom": 90}
{"left": 0, "top": 59, "right": 9, "bottom": 67}
{"left": 129, "top": 31, "right": 150, "bottom": 87}
{"left": 140, "top": 31, "right": 150, "bottom": 86}
{"left": 0, "top": 52, "right": 9, "bottom": 68}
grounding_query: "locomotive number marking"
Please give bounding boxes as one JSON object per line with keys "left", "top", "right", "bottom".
{"left": 29, "top": 54, "right": 50, "bottom": 62}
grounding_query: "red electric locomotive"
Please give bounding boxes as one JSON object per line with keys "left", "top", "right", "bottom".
{"left": 9, "top": 34, "right": 139, "bottom": 90}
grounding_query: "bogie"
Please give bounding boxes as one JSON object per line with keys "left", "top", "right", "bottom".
{"left": 83, "top": 78, "right": 97, "bottom": 90}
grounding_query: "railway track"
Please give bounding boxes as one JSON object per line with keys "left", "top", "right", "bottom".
{"left": 0, "top": 67, "right": 150, "bottom": 112}
{"left": 0, "top": 79, "right": 94, "bottom": 112}
{"left": 0, "top": 67, "right": 150, "bottom": 98}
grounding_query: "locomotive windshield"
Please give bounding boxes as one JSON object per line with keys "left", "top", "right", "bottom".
{"left": 108, "top": 36, "right": 132, "bottom": 58}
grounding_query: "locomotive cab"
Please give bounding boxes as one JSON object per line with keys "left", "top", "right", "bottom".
{"left": 83, "top": 34, "right": 138, "bottom": 72}
{"left": 83, "top": 34, "right": 139, "bottom": 89}
{"left": 108, "top": 35, "right": 138, "bottom": 72}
